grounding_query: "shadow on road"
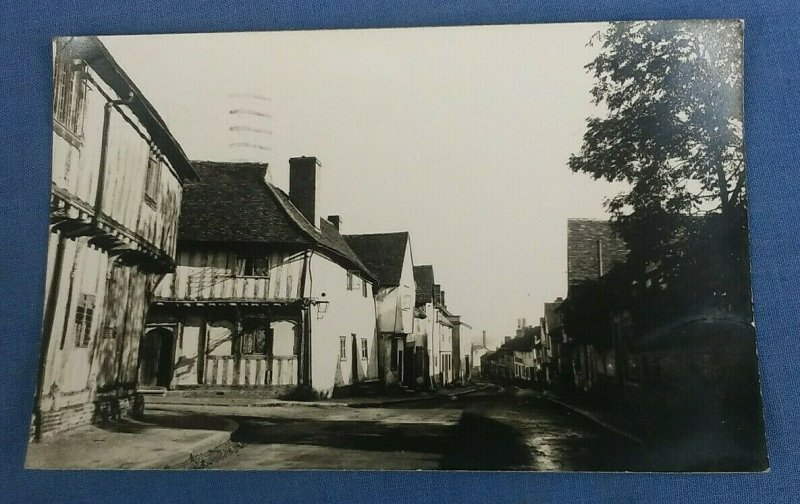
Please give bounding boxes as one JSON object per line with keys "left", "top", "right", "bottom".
{"left": 230, "top": 415, "right": 452, "bottom": 455}
{"left": 439, "top": 411, "right": 532, "bottom": 470}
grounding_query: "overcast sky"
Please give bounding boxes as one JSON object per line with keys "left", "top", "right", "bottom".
{"left": 101, "top": 22, "right": 626, "bottom": 349}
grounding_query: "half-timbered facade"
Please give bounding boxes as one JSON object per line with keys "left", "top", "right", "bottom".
{"left": 146, "top": 157, "right": 378, "bottom": 397}
{"left": 35, "top": 37, "right": 195, "bottom": 439}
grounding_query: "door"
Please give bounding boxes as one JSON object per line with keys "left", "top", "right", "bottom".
{"left": 139, "top": 327, "right": 175, "bottom": 388}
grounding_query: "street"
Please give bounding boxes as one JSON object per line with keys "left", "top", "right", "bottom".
{"left": 159, "top": 387, "right": 645, "bottom": 471}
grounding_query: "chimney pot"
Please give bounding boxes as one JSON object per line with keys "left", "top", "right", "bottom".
{"left": 327, "top": 215, "right": 341, "bottom": 231}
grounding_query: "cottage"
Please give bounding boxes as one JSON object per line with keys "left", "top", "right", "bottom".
{"left": 344, "top": 232, "right": 416, "bottom": 388}
{"left": 36, "top": 37, "right": 195, "bottom": 439}
{"left": 146, "top": 157, "right": 378, "bottom": 397}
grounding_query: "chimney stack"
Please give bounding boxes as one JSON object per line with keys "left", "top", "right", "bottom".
{"left": 289, "top": 156, "right": 321, "bottom": 227}
{"left": 327, "top": 215, "right": 341, "bottom": 231}
{"left": 440, "top": 290, "right": 446, "bottom": 307}
{"left": 482, "top": 330, "right": 487, "bottom": 348}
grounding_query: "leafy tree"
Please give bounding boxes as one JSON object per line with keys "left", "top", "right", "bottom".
{"left": 570, "top": 20, "right": 750, "bottom": 314}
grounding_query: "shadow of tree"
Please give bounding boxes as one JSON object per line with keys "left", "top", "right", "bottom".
{"left": 439, "top": 411, "right": 532, "bottom": 470}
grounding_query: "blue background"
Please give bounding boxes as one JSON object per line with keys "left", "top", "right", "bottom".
{"left": 1, "top": 1, "right": 798, "bottom": 502}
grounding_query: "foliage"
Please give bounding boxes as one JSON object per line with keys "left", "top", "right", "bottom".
{"left": 568, "top": 20, "right": 751, "bottom": 328}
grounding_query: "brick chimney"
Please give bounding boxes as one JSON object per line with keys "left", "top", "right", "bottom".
{"left": 482, "top": 330, "right": 487, "bottom": 348}
{"left": 289, "top": 156, "right": 321, "bottom": 226}
{"left": 327, "top": 215, "right": 341, "bottom": 231}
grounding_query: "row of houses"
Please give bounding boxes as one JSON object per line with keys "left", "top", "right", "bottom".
{"left": 34, "top": 37, "right": 473, "bottom": 440}
{"left": 480, "top": 219, "right": 628, "bottom": 390}
{"left": 483, "top": 216, "right": 760, "bottom": 413}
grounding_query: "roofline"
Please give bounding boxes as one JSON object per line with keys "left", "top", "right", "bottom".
{"left": 69, "top": 36, "right": 196, "bottom": 182}
{"left": 261, "top": 181, "right": 378, "bottom": 283}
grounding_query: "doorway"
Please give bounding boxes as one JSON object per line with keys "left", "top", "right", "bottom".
{"left": 140, "top": 327, "right": 175, "bottom": 388}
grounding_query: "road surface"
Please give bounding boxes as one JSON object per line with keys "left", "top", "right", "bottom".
{"left": 167, "top": 387, "right": 645, "bottom": 470}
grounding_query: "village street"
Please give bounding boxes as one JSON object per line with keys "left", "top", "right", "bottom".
{"left": 150, "top": 387, "right": 644, "bottom": 471}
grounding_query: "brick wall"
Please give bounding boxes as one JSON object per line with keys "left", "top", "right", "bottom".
{"left": 30, "top": 393, "right": 144, "bottom": 442}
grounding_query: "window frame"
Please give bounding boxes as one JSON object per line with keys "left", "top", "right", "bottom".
{"left": 361, "top": 337, "right": 368, "bottom": 360}
{"left": 346, "top": 271, "right": 355, "bottom": 291}
{"left": 53, "top": 40, "right": 87, "bottom": 140}
{"left": 143, "top": 150, "right": 162, "bottom": 207}
{"left": 361, "top": 278, "right": 368, "bottom": 298}
{"left": 339, "top": 336, "right": 348, "bottom": 361}
{"left": 240, "top": 254, "right": 271, "bottom": 278}
{"left": 73, "top": 293, "right": 96, "bottom": 348}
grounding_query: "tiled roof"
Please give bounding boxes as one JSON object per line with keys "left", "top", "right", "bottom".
{"left": 413, "top": 265, "right": 435, "bottom": 304}
{"left": 178, "top": 161, "right": 375, "bottom": 281}
{"left": 501, "top": 332, "right": 537, "bottom": 352}
{"left": 567, "top": 218, "right": 628, "bottom": 286}
{"left": 344, "top": 232, "right": 409, "bottom": 287}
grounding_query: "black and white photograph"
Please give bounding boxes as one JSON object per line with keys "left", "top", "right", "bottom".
{"left": 27, "top": 20, "right": 767, "bottom": 472}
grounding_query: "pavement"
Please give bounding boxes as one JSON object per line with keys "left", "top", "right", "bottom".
{"left": 540, "top": 390, "right": 645, "bottom": 445}
{"left": 25, "top": 409, "right": 237, "bottom": 470}
{"left": 144, "top": 384, "right": 487, "bottom": 409}
{"left": 24, "top": 385, "right": 484, "bottom": 470}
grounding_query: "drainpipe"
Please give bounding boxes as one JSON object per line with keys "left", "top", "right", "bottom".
{"left": 94, "top": 92, "right": 134, "bottom": 223}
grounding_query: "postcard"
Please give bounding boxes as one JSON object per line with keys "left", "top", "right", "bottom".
{"left": 27, "top": 20, "right": 767, "bottom": 471}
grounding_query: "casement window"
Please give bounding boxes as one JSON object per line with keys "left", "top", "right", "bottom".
{"left": 241, "top": 322, "right": 269, "bottom": 355}
{"left": 346, "top": 271, "right": 355, "bottom": 290}
{"left": 339, "top": 336, "right": 347, "bottom": 361}
{"left": 241, "top": 255, "right": 270, "bottom": 277}
{"left": 73, "top": 294, "right": 96, "bottom": 348}
{"left": 53, "top": 39, "right": 86, "bottom": 137}
{"left": 361, "top": 337, "right": 368, "bottom": 360}
{"left": 285, "top": 275, "right": 293, "bottom": 298}
{"left": 361, "top": 279, "right": 368, "bottom": 298}
{"left": 144, "top": 150, "right": 161, "bottom": 205}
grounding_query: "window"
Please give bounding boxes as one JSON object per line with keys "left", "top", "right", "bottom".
{"left": 361, "top": 337, "right": 368, "bottom": 360}
{"left": 286, "top": 275, "right": 293, "bottom": 297}
{"left": 53, "top": 40, "right": 86, "bottom": 136}
{"left": 144, "top": 150, "right": 161, "bottom": 205}
{"left": 73, "top": 294, "right": 95, "bottom": 348}
{"left": 241, "top": 255, "right": 270, "bottom": 276}
{"left": 241, "top": 322, "right": 269, "bottom": 355}
{"left": 339, "top": 336, "right": 347, "bottom": 361}
{"left": 362, "top": 279, "right": 368, "bottom": 298}
{"left": 346, "top": 271, "right": 354, "bottom": 290}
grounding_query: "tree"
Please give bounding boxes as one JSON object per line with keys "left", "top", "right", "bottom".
{"left": 570, "top": 20, "right": 750, "bottom": 315}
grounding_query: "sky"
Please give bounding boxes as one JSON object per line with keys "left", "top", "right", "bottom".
{"left": 101, "top": 22, "right": 626, "bottom": 350}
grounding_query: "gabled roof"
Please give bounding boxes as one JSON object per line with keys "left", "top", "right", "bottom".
{"left": 544, "top": 300, "right": 564, "bottom": 333}
{"left": 344, "top": 232, "right": 409, "bottom": 287}
{"left": 178, "top": 161, "right": 375, "bottom": 282}
{"left": 67, "top": 37, "right": 195, "bottom": 181}
{"left": 567, "top": 218, "right": 628, "bottom": 286}
{"left": 413, "top": 265, "right": 435, "bottom": 304}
